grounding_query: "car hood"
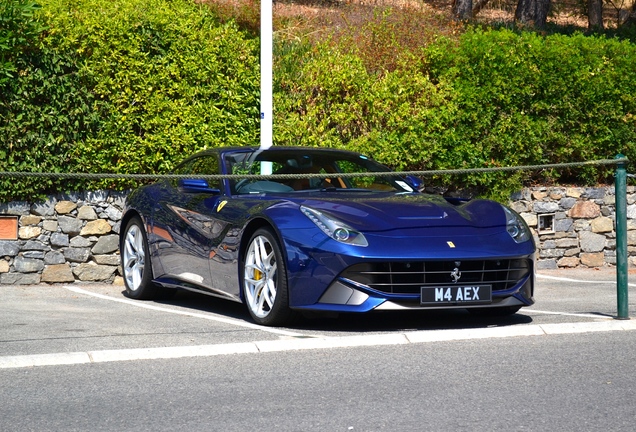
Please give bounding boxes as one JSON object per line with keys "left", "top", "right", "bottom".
{"left": 288, "top": 191, "right": 505, "bottom": 233}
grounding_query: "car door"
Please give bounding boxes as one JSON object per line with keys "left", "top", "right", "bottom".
{"left": 152, "top": 154, "right": 229, "bottom": 293}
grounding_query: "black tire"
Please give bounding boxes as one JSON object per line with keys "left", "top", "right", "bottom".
{"left": 121, "top": 216, "right": 160, "bottom": 300}
{"left": 242, "top": 228, "right": 294, "bottom": 326}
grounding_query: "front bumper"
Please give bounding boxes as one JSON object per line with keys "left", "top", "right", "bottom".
{"left": 281, "top": 226, "right": 536, "bottom": 313}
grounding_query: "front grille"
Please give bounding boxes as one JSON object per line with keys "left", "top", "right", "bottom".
{"left": 340, "top": 259, "right": 531, "bottom": 295}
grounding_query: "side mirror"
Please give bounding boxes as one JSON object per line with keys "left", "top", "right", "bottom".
{"left": 179, "top": 179, "right": 221, "bottom": 194}
{"left": 404, "top": 175, "right": 423, "bottom": 190}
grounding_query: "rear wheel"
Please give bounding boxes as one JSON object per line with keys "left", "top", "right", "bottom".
{"left": 121, "top": 216, "right": 160, "bottom": 300}
{"left": 242, "top": 228, "right": 293, "bottom": 326}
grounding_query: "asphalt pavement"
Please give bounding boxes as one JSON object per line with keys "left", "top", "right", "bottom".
{"left": 2, "top": 268, "right": 636, "bottom": 432}
{"left": 1, "top": 267, "right": 635, "bottom": 367}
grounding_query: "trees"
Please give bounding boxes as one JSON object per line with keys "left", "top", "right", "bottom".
{"left": 451, "top": 0, "right": 494, "bottom": 21}
{"left": 452, "top": 0, "right": 472, "bottom": 20}
{"left": 588, "top": 0, "right": 604, "bottom": 29}
{"left": 451, "top": 0, "right": 552, "bottom": 27}
{"left": 449, "top": 0, "right": 635, "bottom": 29}
{"left": 626, "top": 4, "right": 636, "bottom": 26}
{"left": 514, "top": 0, "right": 551, "bottom": 28}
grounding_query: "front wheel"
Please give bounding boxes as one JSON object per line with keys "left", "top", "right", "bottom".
{"left": 242, "top": 228, "right": 293, "bottom": 326}
{"left": 121, "top": 216, "right": 160, "bottom": 300}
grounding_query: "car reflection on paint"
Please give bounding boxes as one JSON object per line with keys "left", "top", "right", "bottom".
{"left": 120, "top": 146, "right": 536, "bottom": 326}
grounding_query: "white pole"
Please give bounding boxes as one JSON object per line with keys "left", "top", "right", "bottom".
{"left": 260, "top": 0, "right": 273, "bottom": 151}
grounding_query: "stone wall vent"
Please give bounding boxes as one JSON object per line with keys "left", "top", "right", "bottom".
{"left": 538, "top": 213, "right": 555, "bottom": 234}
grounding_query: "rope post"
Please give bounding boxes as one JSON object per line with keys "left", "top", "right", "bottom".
{"left": 615, "top": 154, "right": 629, "bottom": 320}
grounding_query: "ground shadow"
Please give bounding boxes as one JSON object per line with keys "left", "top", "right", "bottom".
{"left": 141, "top": 288, "right": 534, "bottom": 334}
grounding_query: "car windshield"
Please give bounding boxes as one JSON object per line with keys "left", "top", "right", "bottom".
{"left": 224, "top": 149, "right": 416, "bottom": 195}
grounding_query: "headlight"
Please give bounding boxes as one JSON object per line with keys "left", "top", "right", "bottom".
{"left": 300, "top": 206, "right": 368, "bottom": 247}
{"left": 503, "top": 206, "right": 531, "bottom": 243}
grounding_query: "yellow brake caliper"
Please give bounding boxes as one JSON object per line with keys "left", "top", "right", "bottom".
{"left": 254, "top": 269, "right": 263, "bottom": 297}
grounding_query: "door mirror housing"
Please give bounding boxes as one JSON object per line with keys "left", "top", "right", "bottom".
{"left": 404, "top": 175, "right": 423, "bottom": 191}
{"left": 179, "top": 179, "right": 221, "bottom": 194}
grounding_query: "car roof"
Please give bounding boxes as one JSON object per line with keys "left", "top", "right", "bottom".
{"left": 191, "top": 146, "right": 364, "bottom": 157}
{"left": 179, "top": 146, "right": 370, "bottom": 165}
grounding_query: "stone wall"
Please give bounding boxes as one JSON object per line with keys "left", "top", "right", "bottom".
{"left": 509, "top": 186, "right": 635, "bottom": 270}
{"left": 0, "top": 191, "right": 126, "bottom": 285}
{"left": 0, "top": 186, "right": 634, "bottom": 285}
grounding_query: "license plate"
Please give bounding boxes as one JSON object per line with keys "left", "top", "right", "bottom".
{"left": 420, "top": 285, "right": 492, "bottom": 305}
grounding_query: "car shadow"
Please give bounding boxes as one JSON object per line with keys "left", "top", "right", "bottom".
{"left": 144, "top": 288, "right": 252, "bottom": 321}
{"left": 294, "top": 309, "right": 534, "bottom": 333}
{"left": 142, "top": 288, "right": 534, "bottom": 333}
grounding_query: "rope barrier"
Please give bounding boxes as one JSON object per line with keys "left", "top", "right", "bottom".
{"left": 0, "top": 158, "right": 627, "bottom": 182}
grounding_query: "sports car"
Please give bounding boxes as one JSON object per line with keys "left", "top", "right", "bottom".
{"left": 120, "top": 146, "right": 536, "bottom": 326}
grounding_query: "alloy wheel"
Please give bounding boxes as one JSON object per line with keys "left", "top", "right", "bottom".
{"left": 244, "top": 234, "right": 278, "bottom": 319}
{"left": 123, "top": 223, "right": 146, "bottom": 292}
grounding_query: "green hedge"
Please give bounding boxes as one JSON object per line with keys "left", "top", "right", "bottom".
{"left": 1, "top": 0, "right": 100, "bottom": 199}
{"left": 0, "top": 0, "right": 259, "bottom": 199}
{"left": 274, "top": 28, "right": 636, "bottom": 199}
{"left": 0, "top": 0, "right": 45, "bottom": 85}
{"left": 423, "top": 29, "right": 636, "bottom": 195}
{"left": 50, "top": 0, "right": 261, "bottom": 184}
{"left": 1, "top": 1, "right": 635, "bottom": 202}
{"left": 274, "top": 42, "right": 453, "bottom": 171}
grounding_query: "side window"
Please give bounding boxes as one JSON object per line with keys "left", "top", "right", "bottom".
{"left": 175, "top": 155, "right": 221, "bottom": 190}
{"left": 192, "top": 156, "right": 220, "bottom": 189}
{"left": 174, "top": 160, "right": 195, "bottom": 175}
{"left": 336, "top": 159, "right": 396, "bottom": 191}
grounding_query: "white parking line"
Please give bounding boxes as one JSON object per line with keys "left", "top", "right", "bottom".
{"left": 537, "top": 273, "right": 636, "bottom": 287}
{"left": 2, "top": 320, "right": 635, "bottom": 369}
{"left": 63, "top": 285, "right": 306, "bottom": 338}
{"left": 528, "top": 309, "right": 614, "bottom": 319}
